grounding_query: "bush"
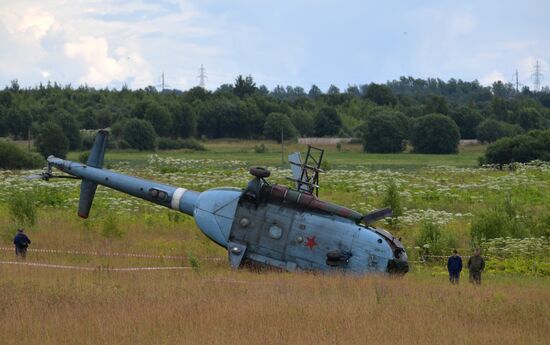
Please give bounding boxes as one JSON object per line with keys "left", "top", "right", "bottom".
{"left": 411, "top": 113, "right": 460, "bottom": 154}
{"left": 35, "top": 121, "right": 70, "bottom": 158}
{"left": 381, "top": 179, "right": 402, "bottom": 217}
{"left": 8, "top": 192, "right": 36, "bottom": 226}
{"left": 101, "top": 213, "right": 124, "bottom": 240}
{"left": 157, "top": 137, "right": 206, "bottom": 151}
{"left": 362, "top": 112, "right": 406, "bottom": 153}
{"left": 78, "top": 152, "right": 89, "bottom": 164}
{"left": 415, "top": 222, "right": 459, "bottom": 257}
{"left": 0, "top": 140, "right": 43, "bottom": 169}
{"left": 254, "top": 143, "right": 268, "bottom": 153}
{"left": 117, "top": 139, "right": 131, "bottom": 150}
{"left": 484, "top": 129, "right": 550, "bottom": 165}
{"left": 415, "top": 222, "right": 443, "bottom": 255}
{"left": 471, "top": 195, "right": 526, "bottom": 241}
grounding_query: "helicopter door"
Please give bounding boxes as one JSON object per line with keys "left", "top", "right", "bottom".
{"left": 256, "top": 204, "right": 294, "bottom": 261}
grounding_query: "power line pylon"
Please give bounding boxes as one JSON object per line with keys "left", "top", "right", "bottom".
{"left": 198, "top": 64, "right": 207, "bottom": 88}
{"left": 532, "top": 60, "right": 543, "bottom": 92}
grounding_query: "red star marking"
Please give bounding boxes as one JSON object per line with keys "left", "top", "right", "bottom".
{"left": 305, "top": 236, "right": 318, "bottom": 250}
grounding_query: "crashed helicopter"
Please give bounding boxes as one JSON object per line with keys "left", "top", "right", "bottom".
{"left": 33, "top": 130, "right": 408, "bottom": 275}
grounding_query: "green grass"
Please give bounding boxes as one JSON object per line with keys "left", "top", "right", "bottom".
{"left": 68, "top": 140, "right": 487, "bottom": 169}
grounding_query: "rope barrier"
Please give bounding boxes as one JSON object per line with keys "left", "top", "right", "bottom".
{"left": 1, "top": 248, "right": 547, "bottom": 267}
{"left": 0, "top": 260, "right": 192, "bottom": 271}
{"left": 0, "top": 247, "right": 224, "bottom": 261}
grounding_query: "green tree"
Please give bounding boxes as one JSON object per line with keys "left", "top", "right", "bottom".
{"left": 290, "top": 110, "right": 314, "bottom": 137}
{"left": 362, "top": 112, "right": 406, "bottom": 153}
{"left": 308, "top": 85, "right": 322, "bottom": 99}
{"left": 313, "top": 107, "right": 342, "bottom": 136}
{"left": 55, "top": 111, "right": 81, "bottom": 150}
{"left": 450, "top": 106, "right": 483, "bottom": 139}
{"left": 35, "top": 121, "right": 69, "bottom": 158}
{"left": 364, "top": 84, "right": 397, "bottom": 106}
{"left": 78, "top": 108, "right": 98, "bottom": 129}
{"left": 510, "top": 107, "right": 544, "bottom": 130}
{"left": 476, "top": 119, "right": 505, "bottom": 143}
{"left": 121, "top": 118, "right": 157, "bottom": 150}
{"left": 491, "top": 97, "right": 508, "bottom": 121}
{"left": 411, "top": 114, "right": 460, "bottom": 154}
{"left": 95, "top": 108, "right": 114, "bottom": 128}
{"left": 144, "top": 102, "right": 172, "bottom": 137}
{"left": 171, "top": 102, "right": 196, "bottom": 138}
{"left": 234, "top": 75, "right": 256, "bottom": 99}
{"left": 7, "top": 107, "right": 32, "bottom": 139}
{"left": 424, "top": 95, "right": 449, "bottom": 114}
{"left": 263, "top": 113, "right": 297, "bottom": 143}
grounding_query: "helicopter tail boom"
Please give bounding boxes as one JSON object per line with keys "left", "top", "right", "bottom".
{"left": 77, "top": 129, "right": 108, "bottom": 218}
{"left": 46, "top": 130, "right": 200, "bottom": 218}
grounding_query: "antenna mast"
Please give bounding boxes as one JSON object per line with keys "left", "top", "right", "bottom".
{"left": 156, "top": 72, "right": 170, "bottom": 91}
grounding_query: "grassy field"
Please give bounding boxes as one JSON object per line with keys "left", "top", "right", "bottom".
{"left": 67, "top": 140, "right": 487, "bottom": 168}
{"left": 1, "top": 265, "right": 549, "bottom": 345}
{"left": 1, "top": 140, "right": 549, "bottom": 344}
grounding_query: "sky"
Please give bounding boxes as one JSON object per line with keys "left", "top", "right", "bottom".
{"left": 0, "top": 0, "right": 549, "bottom": 91}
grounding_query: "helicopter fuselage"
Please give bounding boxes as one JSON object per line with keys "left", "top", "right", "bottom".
{"left": 44, "top": 130, "right": 408, "bottom": 275}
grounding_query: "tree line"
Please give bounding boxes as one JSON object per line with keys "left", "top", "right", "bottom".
{"left": 0, "top": 75, "right": 549, "bottom": 159}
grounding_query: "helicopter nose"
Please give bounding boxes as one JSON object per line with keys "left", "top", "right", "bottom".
{"left": 387, "top": 251, "right": 409, "bottom": 275}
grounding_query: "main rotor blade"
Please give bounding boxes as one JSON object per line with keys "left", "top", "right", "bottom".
{"left": 362, "top": 207, "right": 393, "bottom": 225}
{"left": 23, "top": 174, "right": 44, "bottom": 180}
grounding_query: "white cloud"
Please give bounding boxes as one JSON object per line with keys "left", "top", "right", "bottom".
{"left": 64, "top": 36, "right": 152, "bottom": 86}
{"left": 480, "top": 71, "right": 506, "bottom": 86}
{"left": 0, "top": 0, "right": 207, "bottom": 88}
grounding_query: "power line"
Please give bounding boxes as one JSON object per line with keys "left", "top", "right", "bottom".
{"left": 531, "top": 60, "right": 544, "bottom": 92}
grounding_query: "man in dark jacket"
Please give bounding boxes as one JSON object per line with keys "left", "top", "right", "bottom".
{"left": 467, "top": 248, "right": 485, "bottom": 285}
{"left": 447, "top": 250, "right": 463, "bottom": 284}
{"left": 13, "top": 228, "right": 31, "bottom": 260}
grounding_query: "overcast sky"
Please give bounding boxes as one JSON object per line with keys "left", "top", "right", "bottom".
{"left": 1, "top": 0, "right": 548, "bottom": 91}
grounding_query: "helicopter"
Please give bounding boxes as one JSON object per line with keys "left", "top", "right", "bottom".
{"left": 34, "top": 130, "right": 408, "bottom": 275}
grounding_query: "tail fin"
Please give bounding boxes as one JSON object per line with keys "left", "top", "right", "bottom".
{"left": 78, "top": 130, "right": 108, "bottom": 218}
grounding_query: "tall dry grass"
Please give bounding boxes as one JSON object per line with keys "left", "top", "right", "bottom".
{"left": 1, "top": 265, "right": 548, "bottom": 345}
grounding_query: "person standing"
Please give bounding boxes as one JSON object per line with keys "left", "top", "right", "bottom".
{"left": 447, "top": 249, "right": 463, "bottom": 284}
{"left": 13, "top": 228, "right": 31, "bottom": 260}
{"left": 467, "top": 248, "right": 485, "bottom": 285}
